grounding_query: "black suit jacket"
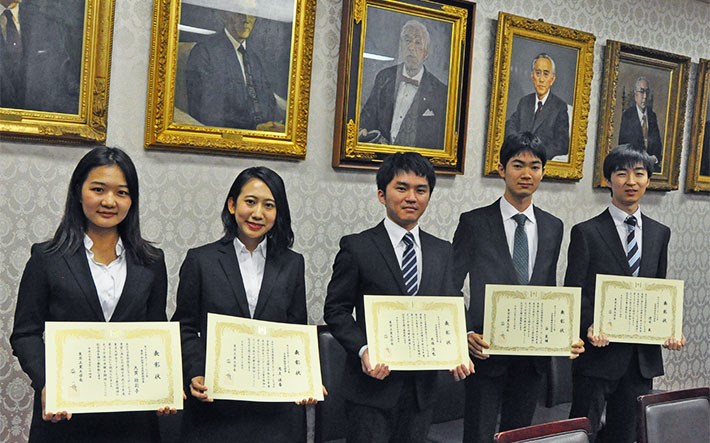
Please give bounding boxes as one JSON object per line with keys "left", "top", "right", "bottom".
{"left": 185, "top": 31, "right": 278, "bottom": 129}
{"left": 505, "top": 92, "right": 570, "bottom": 158}
{"left": 618, "top": 106, "right": 663, "bottom": 172}
{"left": 452, "top": 199, "right": 564, "bottom": 376}
{"left": 359, "top": 64, "right": 447, "bottom": 150}
{"left": 10, "top": 242, "right": 167, "bottom": 442}
{"left": 323, "top": 221, "right": 460, "bottom": 410}
{"left": 564, "top": 209, "right": 670, "bottom": 380}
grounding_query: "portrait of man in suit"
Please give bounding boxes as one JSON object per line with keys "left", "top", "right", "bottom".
{"left": 358, "top": 20, "right": 448, "bottom": 150}
{"left": 566, "top": 145, "right": 685, "bottom": 442}
{"left": 618, "top": 77, "right": 663, "bottom": 172}
{"left": 0, "top": 0, "right": 83, "bottom": 113}
{"left": 452, "top": 132, "right": 583, "bottom": 443}
{"left": 702, "top": 119, "right": 710, "bottom": 176}
{"left": 185, "top": 9, "right": 284, "bottom": 131}
{"left": 505, "top": 53, "right": 570, "bottom": 160}
{"left": 324, "top": 152, "right": 472, "bottom": 443}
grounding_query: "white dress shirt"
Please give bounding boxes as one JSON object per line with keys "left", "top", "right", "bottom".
{"left": 84, "top": 235, "right": 127, "bottom": 321}
{"left": 608, "top": 203, "right": 643, "bottom": 257}
{"left": 383, "top": 216, "right": 423, "bottom": 292}
{"left": 390, "top": 67, "right": 424, "bottom": 141}
{"left": 0, "top": 2, "right": 21, "bottom": 41}
{"left": 533, "top": 91, "right": 550, "bottom": 114}
{"left": 224, "top": 28, "right": 248, "bottom": 85}
{"left": 500, "top": 198, "right": 538, "bottom": 281}
{"left": 233, "top": 237, "right": 267, "bottom": 318}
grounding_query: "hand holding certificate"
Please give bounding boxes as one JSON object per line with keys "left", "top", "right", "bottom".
{"left": 44, "top": 322, "right": 183, "bottom": 414}
{"left": 363, "top": 295, "right": 469, "bottom": 371}
{"left": 593, "top": 274, "right": 683, "bottom": 345}
{"left": 482, "top": 285, "right": 582, "bottom": 357}
{"left": 204, "top": 313, "right": 323, "bottom": 402}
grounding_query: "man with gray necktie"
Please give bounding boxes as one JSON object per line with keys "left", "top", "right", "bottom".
{"left": 452, "top": 132, "right": 583, "bottom": 443}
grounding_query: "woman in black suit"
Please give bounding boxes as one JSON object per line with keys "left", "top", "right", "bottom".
{"left": 173, "top": 167, "right": 312, "bottom": 443}
{"left": 10, "top": 147, "right": 173, "bottom": 442}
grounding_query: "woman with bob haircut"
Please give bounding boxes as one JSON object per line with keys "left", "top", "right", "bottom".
{"left": 11, "top": 146, "right": 173, "bottom": 442}
{"left": 173, "top": 166, "right": 316, "bottom": 442}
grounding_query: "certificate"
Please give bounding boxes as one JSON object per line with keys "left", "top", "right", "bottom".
{"left": 363, "top": 295, "right": 468, "bottom": 370}
{"left": 482, "top": 285, "right": 581, "bottom": 356}
{"left": 593, "top": 274, "right": 683, "bottom": 344}
{"left": 45, "top": 322, "right": 183, "bottom": 414}
{"left": 204, "top": 313, "right": 323, "bottom": 402}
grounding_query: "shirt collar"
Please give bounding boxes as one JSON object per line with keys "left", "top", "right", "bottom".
{"left": 636, "top": 105, "right": 647, "bottom": 122}
{"left": 402, "top": 66, "right": 425, "bottom": 83}
{"left": 233, "top": 236, "right": 267, "bottom": 259}
{"left": 608, "top": 203, "right": 642, "bottom": 228}
{"left": 383, "top": 216, "right": 421, "bottom": 249}
{"left": 83, "top": 234, "right": 125, "bottom": 258}
{"left": 0, "top": 2, "right": 20, "bottom": 20}
{"left": 224, "top": 27, "right": 246, "bottom": 52}
{"left": 536, "top": 91, "right": 550, "bottom": 107}
{"left": 500, "top": 197, "right": 536, "bottom": 225}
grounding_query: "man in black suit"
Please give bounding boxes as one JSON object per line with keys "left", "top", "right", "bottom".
{"left": 324, "top": 152, "right": 473, "bottom": 443}
{"left": 566, "top": 144, "right": 685, "bottom": 442}
{"left": 359, "top": 20, "right": 447, "bottom": 150}
{"left": 452, "top": 132, "right": 583, "bottom": 443}
{"left": 618, "top": 77, "right": 663, "bottom": 172}
{"left": 505, "top": 54, "right": 570, "bottom": 159}
{"left": 186, "top": 10, "right": 282, "bottom": 130}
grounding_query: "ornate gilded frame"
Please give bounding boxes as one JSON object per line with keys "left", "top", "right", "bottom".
{"left": 0, "top": 1, "right": 115, "bottom": 143}
{"left": 144, "top": 0, "right": 316, "bottom": 159}
{"left": 594, "top": 40, "right": 690, "bottom": 191}
{"left": 685, "top": 59, "right": 710, "bottom": 193}
{"left": 484, "top": 12, "right": 595, "bottom": 180}
{"left": 332, "top": 0, "right": 475, "bottom": 174}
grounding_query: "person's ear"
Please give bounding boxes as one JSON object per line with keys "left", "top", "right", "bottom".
{"left": 227, "top": 197, "right": 236, "bottom": 215}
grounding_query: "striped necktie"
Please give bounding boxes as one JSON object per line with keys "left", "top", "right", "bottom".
{"left": 401, "top": 232, "right": 418, "bottom": 295}
{"left": 625, "top": 216, "right": 640, "bottom": 277}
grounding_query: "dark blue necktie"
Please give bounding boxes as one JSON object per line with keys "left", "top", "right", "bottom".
{"left": 512, "top": 213, "right": 529, "bottom": 284}
{"left": 401, "top": 232, "right": 418, "bottom": 295}
{"left": 625, "top": 216, "right": 640, "bottom": 277}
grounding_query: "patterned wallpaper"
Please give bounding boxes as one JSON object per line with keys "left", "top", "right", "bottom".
{"left": 1, "top": 0, "right": 709, "bottom": 440}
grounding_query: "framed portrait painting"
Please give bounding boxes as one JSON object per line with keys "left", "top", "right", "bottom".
{"left": 0, "top": 0, "right": 115, "bottom": 142}
{"left": 594, "top": 40, "right": 690, "bottom": 191}
{"left": 331, "top": 0, "right": 475, "bottom": 174}
{"left": 685, "top": 58, "right": 710, "bottom": 193}
{"left": 145, "top": 0, "right": 316, "bottom": 159}
{"left": 484, "top": 12, "right": 595, "bottom": 180}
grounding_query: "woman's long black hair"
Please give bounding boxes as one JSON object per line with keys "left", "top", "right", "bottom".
{"left": 221, "top": 167, "right": 294, "bottom": 251}
{"left": 45, "top": 146, "right": 160, "bottom": 264}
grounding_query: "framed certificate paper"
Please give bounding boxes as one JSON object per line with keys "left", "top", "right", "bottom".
{"left": 204, "top": 313, "right": 323, "bottom": 402}
{"left": 482, "top": 285, "right": 582, "bottom": 356}
{"left": 593, "top": 274, "right": 684, "bottom": 344}
{"left": 363, "top": 295, "right": 468, "bottom": 370}
{"left": 45, "top": 322, "right": 183, "bottom": 414}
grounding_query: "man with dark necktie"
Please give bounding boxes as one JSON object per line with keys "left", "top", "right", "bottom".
{"left": 358, "top": 20, "right": 448, "bottom": 150}
{"left": 618, "top": 77, "right": 664, "bottom": 172}
{"left": 505, "top": 53, "right": 570, "bottom": 160}
{"left": 186, "top": 9, "right": 282, "bottom": 131}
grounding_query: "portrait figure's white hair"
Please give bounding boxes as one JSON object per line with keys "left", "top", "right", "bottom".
{"left": 530, "top": 53, "right": 556, "bottom": 75}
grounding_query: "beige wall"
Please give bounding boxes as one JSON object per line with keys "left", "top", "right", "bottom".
{"left": 1, "top": 0, "right": 709, "bottom": 440}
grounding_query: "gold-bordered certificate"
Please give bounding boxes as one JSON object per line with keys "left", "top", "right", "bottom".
{"left": 363, "top": 295, "right": 468, "bottom": 370}
{"left": 482, "top": 285, "right": 582, "bottom": 356}
{"left": 593, "top": 274, "right": 684, "bottom": 344}
{"left": 204, "top": 313, "right": 323, "bottom": 402}
{"left": 45, "top": 322, "right": 183, "bottom": 414}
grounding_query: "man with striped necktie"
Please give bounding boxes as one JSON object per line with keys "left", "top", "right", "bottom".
{"left": 566, "top": 144, "right": 685, "bottom": 442}
{"left": 324, "top": 152, "right": 473, "bottom": 443}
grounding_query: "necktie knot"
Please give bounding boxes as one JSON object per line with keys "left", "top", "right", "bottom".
{"left": 625, "top": 215, "right": 637, "bottom": 228}
{"left": 536, "top": 101, "right": 543, "bottom": 112}
{"left": 238, "top": 44, "right": 246, "bottom": 55}
{"left": 513, "top": 213, "right": 527, "bottom": 227}
{"left": 402, "top": 232, "right": 414, "bottom": 246}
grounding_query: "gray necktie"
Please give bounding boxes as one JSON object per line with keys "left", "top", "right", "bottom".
{"left": 512, "top": 213, "right": 529, "bottom": 284}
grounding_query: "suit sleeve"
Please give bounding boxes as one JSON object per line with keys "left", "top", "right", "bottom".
{"left": 146, "top": 250, "right": 168, "bottom": 322}
{"left": 287, "top": 253, "right": 307, "bottom": 325}
{"left": 323, "top": 236, "right": 366, "bottom": 356}
{"left": 550, "top": 102, "right": 570, "bottom": 157}
{"left": 10, "top": 244, "right": 49, "bottom": 391}
{"left": 185, "top": 44, "right": 213, "bottom": 126}
{"left": 172, "top": 249, "right": 205, "bottom": 382}
{"left": 505, "top": 104, "right": 521, "bottom": 137}
{"left": 564, "top": 225, "right": 593, "bottom": 332}
{"left": 656, "top": 227, "right": 670, "bottom": 279}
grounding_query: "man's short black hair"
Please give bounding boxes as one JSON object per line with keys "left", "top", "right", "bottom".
{"left": 376, "top": 152, "right": 436, "bottom": 195}
{"left": 499, "top": 131, "right": 547, "bottom": 168}
{"left": 603, "top": 144, "right": 654, "bottom": 181}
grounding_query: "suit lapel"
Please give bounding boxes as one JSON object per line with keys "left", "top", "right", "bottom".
{"left": 371, "top": 222, "right": 408, "bottom": 295}
{"left": 253, "top": 249, "right": 282, "bottom": 319}
{"left": 63, "top": 249, "right": 104, "bottom": 321}
{"left": 217, "top": 240, "right": 251, "bottom": 317}
{"left": 486, "top": 200, "right": 520, "bottom": 283}
{"left": 639, "top": 214, "right": 658, "bottom": 277}
{"left": 532, "top": 95, "right": 552, "bottom": 132}
{"left": 110, "top": 252, "right": 146, "bottom": 321}
{"left": 530, "top": 207, "right": 552, "bottom": 281}
{"left": 595, "top": 210, "right": 631, "bottom": 274}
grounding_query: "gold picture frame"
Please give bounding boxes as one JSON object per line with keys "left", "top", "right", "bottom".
{"left": 685, "top": 59, "right": 710, "bottom": 193}
{"left": 144, "top": 0, "right": 316, "bottom": 159}
{"left": 331, "top": 0, "right": 475, "bottom": 174}
{"left": 0, "top": 1, "right": 115, "bottom": 143}
{"left": 484, "top": 12, "right": 595, "bottom": 180}
{"left": 594, "top": 40, "right": 690, "bottom": 191}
